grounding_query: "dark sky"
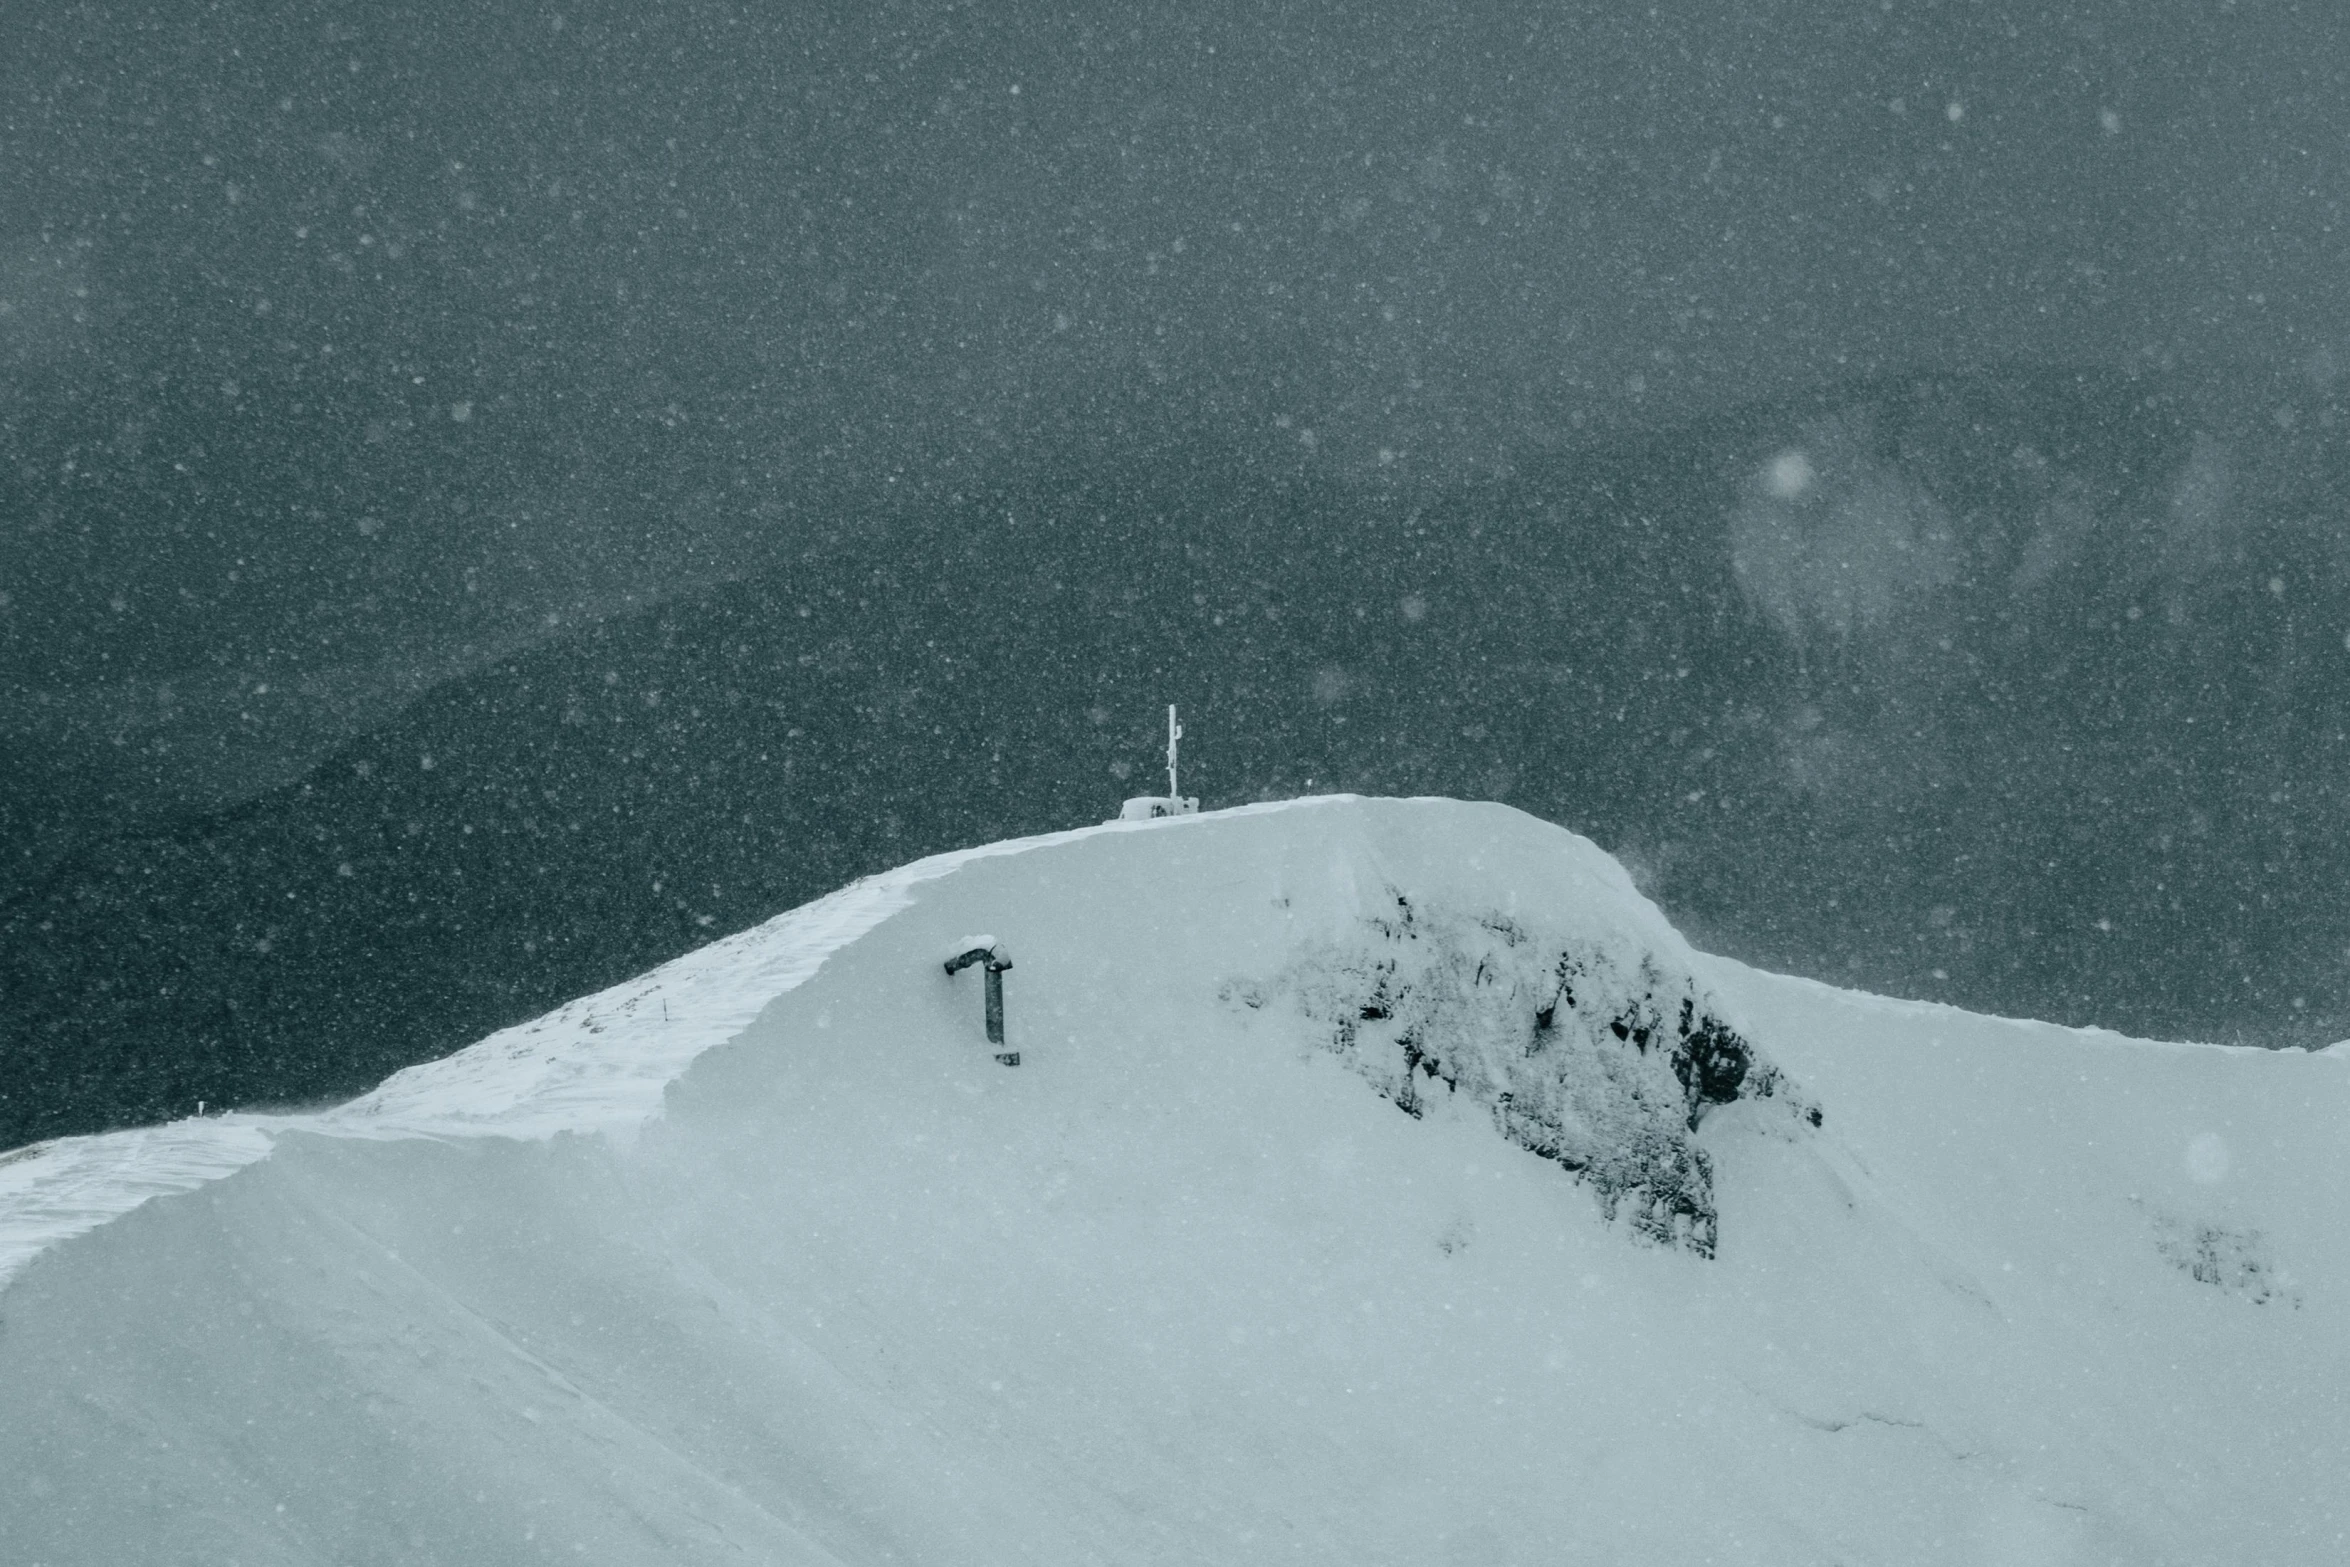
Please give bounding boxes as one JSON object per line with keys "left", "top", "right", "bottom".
{"left": 4, "top": 0, "right": 2346, "bottom": 810}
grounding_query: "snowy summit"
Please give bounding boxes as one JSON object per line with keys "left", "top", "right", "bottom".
{"left": 2, "top": 796, "right": 2345, "bottom": 1564}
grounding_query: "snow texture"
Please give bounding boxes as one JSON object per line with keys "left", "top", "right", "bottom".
{"left": 0, "top": 812, "right": 1178, "bottom": 1288}
{"left": 4, "top": 796, "right": 2347, "bottom": 1566}
{"left": 947, "top": 933, "right": 1002, "bottom": 962}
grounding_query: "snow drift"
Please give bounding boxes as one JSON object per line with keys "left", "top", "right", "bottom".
{"left": 2, "top": 796, "right": 2345, "bottom": 1565}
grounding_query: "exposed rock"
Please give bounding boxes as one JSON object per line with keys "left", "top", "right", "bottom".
{"left": 2143, "top": 1205, "right": 2301, "bottom": 1308}
{"left": 1230, "top": 886, "right": 1817, "bottom": 1257}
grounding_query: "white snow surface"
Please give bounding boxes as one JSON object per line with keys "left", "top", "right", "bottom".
{"left": 0, "top": 815, "right": 1114, "bottom": 1286}
{"left": 3, "top": 795, "right": 2345, "bottom": 1565}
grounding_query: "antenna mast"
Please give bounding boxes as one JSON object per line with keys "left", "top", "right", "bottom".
{"left": 1113, "top": 705, "right": 1199, "bottom": 822}
{"left": 1165, "top": 704, "right": 1182, "bottom": 801}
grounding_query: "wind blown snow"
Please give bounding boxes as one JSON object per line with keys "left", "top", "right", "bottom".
{"left": 3, "top": 796, "right": 2345, "bottom": 1565}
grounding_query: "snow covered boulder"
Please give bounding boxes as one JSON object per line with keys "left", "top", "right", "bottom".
{"left": 1230, "top": 885, "right": 1816, "bottom": 1256}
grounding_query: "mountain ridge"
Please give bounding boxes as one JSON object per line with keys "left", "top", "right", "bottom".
{"left": 5, "top": 795, "right": 2344, "bottom": 1565}
{"left": 11, "top": 364, "right": 2350, "bottom": 1149}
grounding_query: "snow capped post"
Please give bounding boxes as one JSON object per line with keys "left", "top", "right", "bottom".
{"left": 1114, "top": 704, "right": 1201, "bottom": 821}
{"left": 944, "top": 935, "right": 1017, "bottom": 1067}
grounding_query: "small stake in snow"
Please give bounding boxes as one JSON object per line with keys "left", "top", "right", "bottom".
{"left": 1115, "top": 704, "right": 1200, "bottom": 821}
{"left": 944, "top": 936, "right": 1017, "bottom": 1066}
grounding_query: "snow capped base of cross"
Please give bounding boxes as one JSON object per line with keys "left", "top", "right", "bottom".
{"left": 1116, "top": 796, "right": 1200, "bottom": 822}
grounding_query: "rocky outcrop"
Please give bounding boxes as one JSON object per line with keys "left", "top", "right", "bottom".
{"left": 1229, "top": 888, "right": 1818, "bottom": 1257}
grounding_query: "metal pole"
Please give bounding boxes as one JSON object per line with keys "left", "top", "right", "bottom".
{"left": 947, "top": 942, "right": 1018, "bottom": 1065}
{"left": 1166, "top": 703, "right": 1182, "bottom": 801}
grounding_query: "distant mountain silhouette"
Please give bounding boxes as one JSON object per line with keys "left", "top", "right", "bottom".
{"left": 10, "top": 365, "right": 2348, "bottom": 1147}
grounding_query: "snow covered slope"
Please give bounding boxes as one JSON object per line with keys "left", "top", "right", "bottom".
{"left": 3, "top": 797, "right": 2344, "bottom": 1565}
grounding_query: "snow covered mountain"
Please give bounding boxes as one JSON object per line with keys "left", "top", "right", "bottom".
{"left": 3, "top": 797, "right": 2344, "bottom": 1565}
{"left": 24, "top": 365, "right": 2350, "bottom": 1157}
